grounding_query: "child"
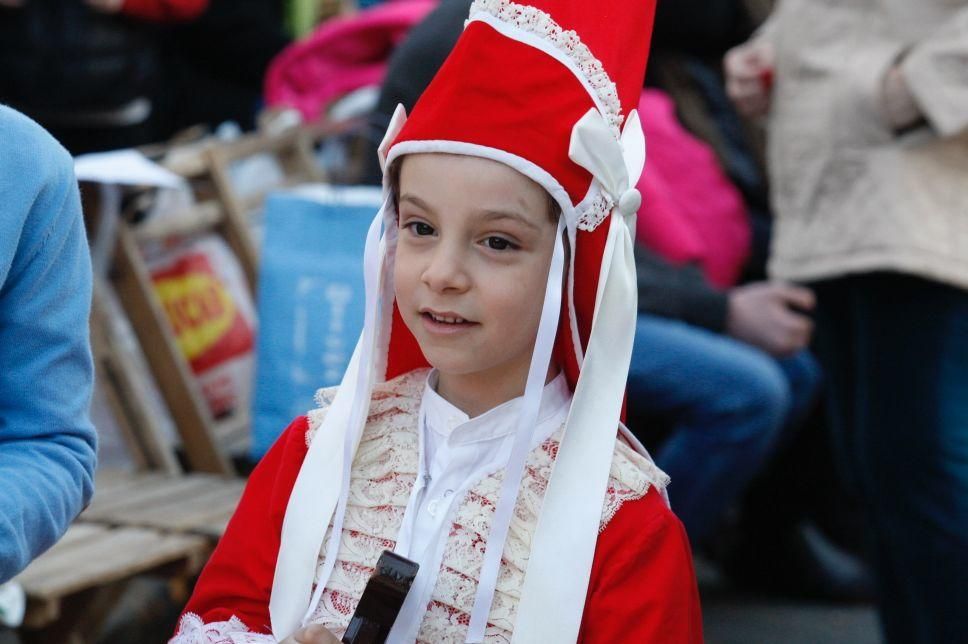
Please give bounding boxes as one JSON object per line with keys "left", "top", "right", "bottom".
{"left": 172, "top": 0, "right": 703, "bottom": 642}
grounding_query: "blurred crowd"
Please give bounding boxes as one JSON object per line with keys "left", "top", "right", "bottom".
{"left": 1, "top": 0, "right": 966, "bottom": 642}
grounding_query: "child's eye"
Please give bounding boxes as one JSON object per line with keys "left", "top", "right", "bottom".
{"left": 483, "top": 236, "right": 517, "bottom": 251}
{"left": 405, "top": 221, "right": 435, "bottom": 236}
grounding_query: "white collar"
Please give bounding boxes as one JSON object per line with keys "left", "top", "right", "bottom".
{"left": 422, "top": 369, "right": 571, "bottom": 446}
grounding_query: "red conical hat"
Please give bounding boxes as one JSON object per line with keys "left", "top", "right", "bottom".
{"left": 383, "top": 0, "right": 656, "bottom": 391}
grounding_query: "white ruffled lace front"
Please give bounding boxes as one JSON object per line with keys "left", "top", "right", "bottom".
{"left": 305, "top": 370, "right": 667, "bottom": 642}
{"left": 174, "top": 370, "right": 668, "bottom": 643}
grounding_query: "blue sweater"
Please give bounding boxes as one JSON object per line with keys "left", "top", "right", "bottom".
{"left": 0, "top": 106, "right": 97, "bottom": 583}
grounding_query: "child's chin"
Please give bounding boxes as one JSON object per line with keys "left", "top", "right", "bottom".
{"left": 423, "top": 353, "right": 483, "bottom": 376}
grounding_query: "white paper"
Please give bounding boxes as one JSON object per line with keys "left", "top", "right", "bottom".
{"left": 74, "top": 149, "right": 186, "bottom": 189}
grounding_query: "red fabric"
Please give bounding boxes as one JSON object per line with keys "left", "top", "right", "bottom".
{"left": 120, "top": 0, "right": 208, "bottom": 22}
{"left": 634, "top": 89, "right": 751, "bottom": 288}
{"left": 176, "top": 418, "right": 703, "bottom": 640}
{"left": 178, "top": 416, "right": 311, "bottom": 633}
{"left": 578, "top": 491, "right": 704, "bottom": 643}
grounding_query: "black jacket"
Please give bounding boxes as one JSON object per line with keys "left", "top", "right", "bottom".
{"left": 0, "top": 2, "right": 160, "bottom": 113}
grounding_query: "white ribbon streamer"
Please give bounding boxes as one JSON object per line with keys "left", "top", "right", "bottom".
{"left": 508, "top": 107, "right": 644, "bottom": 643}
{"left": 512, "top": 208, "right": 638, "bottom": 643}
{"left": 270, "top": 200, "right": 388, "bottom": 640}
{"left": 465, "top": 216, "right": 567, "bottom": 643}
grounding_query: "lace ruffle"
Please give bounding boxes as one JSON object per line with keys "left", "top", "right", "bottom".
{"left": 169, "top": 613, "right": 273, "bottom": 644}
{"left": 303, "top": 369, "right": 667, "bottom": 642}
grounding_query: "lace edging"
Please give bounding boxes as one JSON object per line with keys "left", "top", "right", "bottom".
{"left": 469, "top": 0, "right": 623, "bottom": 136}
{"left": 169, "top": 613, "right": 273, "bottom": 644}
{"left": 576, "top": 190, "right": 613, "bottom": 232}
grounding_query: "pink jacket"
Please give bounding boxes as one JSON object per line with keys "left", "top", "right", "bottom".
{"left": 635, "top": 89, "right": 750, "bottom": 288}
{"left": 265, "top": 0, "right": 437, "bottom": 122}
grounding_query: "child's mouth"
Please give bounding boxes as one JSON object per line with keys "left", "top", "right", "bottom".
{"left": 420, "top": 311, "right": 477, "bottom": 333}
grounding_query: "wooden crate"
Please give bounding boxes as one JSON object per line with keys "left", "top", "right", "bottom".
{"left": 15, "top": 524, "right": 209, "bottom": 642}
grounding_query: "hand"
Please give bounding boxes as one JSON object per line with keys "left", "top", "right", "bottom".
{"left": 881, "top": 64, "right": 922, "bottom": 130}
{"left": 724, "top": 40, "right": 776, "bottom": 118}
{"left": 279, "top": 624, "right": 342, "bottom": 644}
{"left": 726, "top": 282, "right": 815, "bottom": 357}
{"left": 0, "top": 0, "right": 26, "bottom": 8}
{"left": 84, "top": 0, "right": 124, "bottom": 13}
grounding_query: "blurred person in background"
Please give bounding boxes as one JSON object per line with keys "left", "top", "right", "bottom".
{"left": 726, "top": 2, "right": 968, "bottom": 641}
{"left": 0, "top": 0, "right": 208, "bottom": 154}
{"left": 641, "top": 0, "right": 873, "bottom": 602}
{"left": 0, "top": 105, "right": 97, "bottom": 583}
{"left": 628, "top": 245, "right": 820, "bottom": 548}
{"left": 163, "top": 0, "right": 290, "bottom": 133}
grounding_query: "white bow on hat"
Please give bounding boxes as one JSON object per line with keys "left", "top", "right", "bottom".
{"left": 569, "top": 107, "right": 646, "bottom": 220}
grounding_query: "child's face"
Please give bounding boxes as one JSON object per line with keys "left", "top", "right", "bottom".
{"left": 394, "top": 153, "right": 559, "bottom": 390}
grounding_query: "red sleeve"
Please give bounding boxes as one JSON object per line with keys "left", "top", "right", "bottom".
{"left": 578, "top": 490, "right": 704, "bottom": 644}
{"left": 176, "top": 416, "right": 311, "bottom": 635}
{"left": 120, "top": 0, "right": 208, "bottom": 22}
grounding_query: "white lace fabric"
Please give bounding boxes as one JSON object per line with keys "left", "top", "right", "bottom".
{"left": 304, "top": 370, "right": 667, "bottom": 642}
{"left": 170, "top": 613, "right": 273, "bottom": 644}
{"left": 173, "top": 370, "right": 668, "bottom": 643}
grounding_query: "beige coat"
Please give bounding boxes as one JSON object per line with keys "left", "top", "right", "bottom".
{"left": 761, "top": 0, "right": 968, "bottom": 289}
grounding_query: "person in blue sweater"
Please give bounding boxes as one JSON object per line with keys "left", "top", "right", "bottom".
{"left": 0, "top": 105, "right": 97, "bottom": 582}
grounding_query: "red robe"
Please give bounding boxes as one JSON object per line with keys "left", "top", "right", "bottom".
{"left": 175, "top": 417, "right": 703, "bottom": 642}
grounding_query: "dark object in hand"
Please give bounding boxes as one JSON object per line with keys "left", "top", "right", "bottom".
{"left": 342, "top": 550, "right": 419, "bottom": 644}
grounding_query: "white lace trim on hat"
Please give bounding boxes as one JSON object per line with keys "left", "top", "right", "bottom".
{"left": 468, "top": 0, "right": 623, "bottom": 137}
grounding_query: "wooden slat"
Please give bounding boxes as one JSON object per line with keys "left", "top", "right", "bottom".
{"left": 84, "top": 471, "right": 245, "bottom": 537}
{"left": 44, "top": 524, "right": 107, "bottom": 551}
{"left": 92, "top": 468, "right": 138, "bottom": 492}
{"left": 162, "top": 483, "right": 245, "bottom": 532}
{"left": 120, "top": 480, "right": 244, "bottom": 531}
{"left": 87, "top": 472, "right": 173, "bottom": 507}
{"left": 112, "top": 224, "right": 233, "bottom": 475}
{"left": 83, "top": 475, "right": 222, "bottom": 520}
{"left": 162, "top": 143, "right": 211, "bottom": 178}
{"left": 215, "top": 412, "right": 251, "bottom": 455}
{"left": 191, "top": 514, "right": 235, "bottom": 539}
{"left": 17, "top": 527, "right": 207, "bottom": 600}
{"left": 132, "top": 200, "right": 224, "bottom": 242}
{"left": 93, "top": 280, "right": 182, "bottom": 475}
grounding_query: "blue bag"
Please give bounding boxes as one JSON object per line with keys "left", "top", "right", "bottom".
{"left": 251, "top": 185, "right": 383, "bottom": 458}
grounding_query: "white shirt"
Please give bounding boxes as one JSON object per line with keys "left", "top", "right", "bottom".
{"left": 388, "top": 370, "right": 571, "bottom": 641}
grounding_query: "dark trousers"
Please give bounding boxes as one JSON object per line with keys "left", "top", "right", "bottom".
{"left": 812, "top": 273, "right": 968, "bottom": 644}
{"left": 627, "top": 314, "right": 820, "bottom": 543}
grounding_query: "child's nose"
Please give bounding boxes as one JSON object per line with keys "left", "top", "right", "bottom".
{"left": 421, "top": 245, "right": 471, "bottom": 293}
